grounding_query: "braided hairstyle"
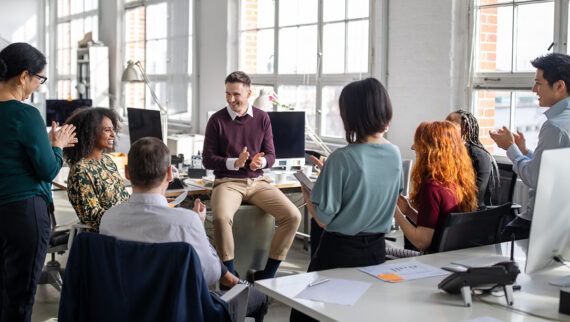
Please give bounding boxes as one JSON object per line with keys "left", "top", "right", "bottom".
{"left": 63, "top": 107, "right": 122, "bottom": 165}
{"left": 447, "top": 109, "right": 500, "bottom": 203}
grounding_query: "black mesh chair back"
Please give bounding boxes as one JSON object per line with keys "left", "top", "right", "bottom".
{"left": 434, "top": 203, "right": 512, "bottom": 253}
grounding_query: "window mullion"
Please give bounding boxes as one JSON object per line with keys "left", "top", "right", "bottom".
{"left": 509, "top": 91, "right": 516, "bottom": 131}
{"left": 511, "top": 5, "right": 517, "bottom": 72}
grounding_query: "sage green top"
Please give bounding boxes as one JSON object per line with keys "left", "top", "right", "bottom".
{"left": 0, "top": 100, "right": 62, "bottom": 205}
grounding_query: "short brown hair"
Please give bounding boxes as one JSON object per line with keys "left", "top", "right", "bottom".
{"left": 127, "top": 137, "right": 170, "bottom": 189}
{"left": 225, "top": 71, "right": 251, "bottom": 87}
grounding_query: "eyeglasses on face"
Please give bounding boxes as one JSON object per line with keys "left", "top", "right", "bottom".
{"left": 32, "top": 73, "right": 48, "bottom": 85}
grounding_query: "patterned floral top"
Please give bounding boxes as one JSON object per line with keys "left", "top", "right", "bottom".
{"left": 67, "top": 154, "right": 130, "bottom": 232}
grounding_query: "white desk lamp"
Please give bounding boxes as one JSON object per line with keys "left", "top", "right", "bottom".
{"left": 121, "top": 60, "right": 168, "bottom": 142}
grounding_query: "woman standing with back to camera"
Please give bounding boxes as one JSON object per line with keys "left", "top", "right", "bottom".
{"left": 0, "top": 43, "right": 76, "bottom": 322}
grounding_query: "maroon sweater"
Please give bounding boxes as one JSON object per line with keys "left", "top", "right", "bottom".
{"left": 202, "top": 107, "right": 276, "bottom": 179}
{"left": 416, "top": 180, "right": 460, "bottom": 252}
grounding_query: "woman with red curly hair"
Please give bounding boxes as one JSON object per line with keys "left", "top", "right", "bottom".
{"left": 395, "top": 121, "right": 477, "bottom": 252}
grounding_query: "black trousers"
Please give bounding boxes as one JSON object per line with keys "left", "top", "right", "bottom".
{"left": 0, "top": 196, "right": 51, "bottom": 322}
{"left": 290, "top": 230, "right": 386, "bottom": 322}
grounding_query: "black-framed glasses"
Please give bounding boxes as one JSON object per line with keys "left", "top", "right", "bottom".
{"left": 33, "top": 74, "right": 48, "bottom": 85}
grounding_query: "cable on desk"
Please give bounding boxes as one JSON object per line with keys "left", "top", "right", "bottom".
{"left": 553, "top": 256, "right": 570, "bottom": 269}
{"left": 475, "top": 295, "right": 563, "bottom": 321}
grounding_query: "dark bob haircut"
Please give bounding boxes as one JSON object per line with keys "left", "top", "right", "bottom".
{"left": 531, "top": 53, "right": 570, "bottom": 95}
{"left": 128, "top": 137, "right": 171, "bottom": 189}
{"left": 225, "top": 71, "right": 251, "bottom": 87}
{"left": 0, "top": 42, "right": 46, "bottom": 82}
{"left": 63, "top": 107, "right": 122, "bottom": 165}
{"left": 339, "top": 77, "right": 392, "bottom": 143}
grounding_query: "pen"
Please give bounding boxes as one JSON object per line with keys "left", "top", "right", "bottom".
{"left": 308, "top": 278, "right": 329, "bottom": 287}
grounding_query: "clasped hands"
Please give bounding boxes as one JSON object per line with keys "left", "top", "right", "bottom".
{"left": 233, "top": 146, "right": 265, "bottom": 171}
{"left": 489, "top": 126, "right": 528, "bottom": 154}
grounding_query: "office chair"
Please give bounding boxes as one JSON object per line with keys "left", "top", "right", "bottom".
{"left": 433, "top": 202, "right": 512, "bottom": 252}
{"left": 491, "top": 162, "right": 523, "bottom": 241}
{"left": 59, "top": 232, "right": 249, "bottom": 322}
{"left": 38, "top": 203, "right": 69, "bottom": 292}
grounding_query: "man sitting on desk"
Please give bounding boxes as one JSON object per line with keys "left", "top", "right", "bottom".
{"left": 490, "top": 53, "right": 570, "bottom": 237}
{"left": 202, "top": 71, "right": 302, "bottom": 282}
{"left": 100, "top": 137, "right": 268, "bottom": 321}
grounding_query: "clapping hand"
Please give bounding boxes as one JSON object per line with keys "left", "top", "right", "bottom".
{"left": 512, "top": 130, "right": 529, "bottom": 155}
{"left": 234, "top": 147, "right": 249, "bottom": 169}
{"left": 250, "top": 152, "right": 265, "bottom": 171}
{"left": 489, "top": 126, "right": 514, "bottom": 151}
{"left": 193, "top": 198, "right": 207, "bottom": 224}
{"left": 49, "top": 121, "right": 78, "bottom": 149}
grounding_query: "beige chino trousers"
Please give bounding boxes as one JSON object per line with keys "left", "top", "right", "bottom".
{"left": 211, "top": 177, "right": 302, "bottom": 261}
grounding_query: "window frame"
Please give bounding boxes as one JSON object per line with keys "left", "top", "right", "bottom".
{"left": 469, "top": 0, "right": 569, "bottom": 153}
{"left": 51, "top": 0, "right": 99, "bottom": 100}
{"left": 238, "top": 0, "right": 375, "bottom": 143}
{"left": 122, "top": 0, "right": 195, "bottom": 123}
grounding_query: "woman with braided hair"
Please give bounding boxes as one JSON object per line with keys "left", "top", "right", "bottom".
{"left": 447, "top": 110, "right": 500, "bottom": 209}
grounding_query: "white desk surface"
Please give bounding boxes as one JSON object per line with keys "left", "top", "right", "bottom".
{"left": 256, "top": 241, "right": 570, "bottom": 321}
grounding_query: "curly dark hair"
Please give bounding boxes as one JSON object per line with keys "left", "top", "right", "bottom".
{"left": 63, "top": 107, "right": 122, "bottom": 165}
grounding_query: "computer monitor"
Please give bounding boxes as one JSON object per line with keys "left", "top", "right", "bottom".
{"left": 525, "top": 147, "right": 570, "bottom": 274}
{"left": 127, "top": 108, "right": 163, "bottom": 145}
{"left": 45, "top": 99, "right": 92, "bottom": 126}
{"left": 267, "top": 111, "right": 305, "bottom": 169}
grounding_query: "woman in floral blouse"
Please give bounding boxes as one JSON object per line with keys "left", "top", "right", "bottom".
{"left": 64, "top": 107, "right": 129, "bottom": 232}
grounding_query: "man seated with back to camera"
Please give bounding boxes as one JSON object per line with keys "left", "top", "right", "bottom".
{"left": 202, "top": 71, "right": 302, "bottom": 283}
{"left": 99, "top": 137, "right": 268, "bottom": 321}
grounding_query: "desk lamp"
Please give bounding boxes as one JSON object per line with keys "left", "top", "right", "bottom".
{"left": 122, "top": 60, "right": 168, "bottom": 142}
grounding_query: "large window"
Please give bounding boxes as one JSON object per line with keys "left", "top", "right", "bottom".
{"left": 239, "top": 0, "right": 371, "bottom": 141}
{"left": 471, "top": 0, "right": 567, "bottom": 155}
{"left": 123, "top": 0, "right": 193, "bottom": 121}
{"left": 55, "top": 0, "right": 98, "bottom": 99}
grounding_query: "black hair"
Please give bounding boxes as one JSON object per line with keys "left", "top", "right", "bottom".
{"left": 128, "top": 137, "right": 171, "bottom": 189}
{"left": 225, "top": 71, "right": 251, "bottom": 87}
{"left": 339, "top": 77, "right": 392, "bottom": 143}
{"left": 0, "top": 42, "right": 46, "bottom": 82}
{"left": 531, "top": 53, "right": 570, "bottom": 95}
{"left": 448, "top": 109, "right": 500, "bottom": 203}
{"left": 63, "top": 107, "right": 122, "bottom": 165}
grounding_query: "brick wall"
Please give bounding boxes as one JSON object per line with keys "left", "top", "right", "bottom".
{"left": 477, "top": 0, "right": 498, "bottom": 152}
{"left": 243, "top": 0, "right": 258, "bottom": 74}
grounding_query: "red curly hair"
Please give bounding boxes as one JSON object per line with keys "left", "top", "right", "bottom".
{"left": 409, "top": 121, "right": 477, "bottom": 212}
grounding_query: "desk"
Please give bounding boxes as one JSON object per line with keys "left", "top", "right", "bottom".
{"left": 255, "top": 241, "right": 570, "bottom": 321}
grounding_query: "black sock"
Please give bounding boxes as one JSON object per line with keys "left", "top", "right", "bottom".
{"left": 256, "top": 258, "right": 281, "bottom": 280}
{"left": 223, "top": 260, "right": 236, "bottom": 275}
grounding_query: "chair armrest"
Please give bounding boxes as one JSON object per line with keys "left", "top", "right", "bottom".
{"left": 220, "top": 284, "right": 249, "bottom": 322}
{"left": 67, "top": 224, "right": 90, "bottom": 250}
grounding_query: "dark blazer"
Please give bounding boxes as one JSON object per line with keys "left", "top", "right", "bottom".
{"left": 58, "top": 232, "right": 231, "bottom": 322}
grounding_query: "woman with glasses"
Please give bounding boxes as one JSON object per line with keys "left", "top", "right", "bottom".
{"left": 0, "top": 42, "right": 77, "bottom": 322}
{"left": 64, "top": 107, "right": 129, "bottom": 232}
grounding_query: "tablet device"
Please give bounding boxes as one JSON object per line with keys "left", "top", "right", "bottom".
{"left": 293, "top": 172, "right": 314, "bottom": 193}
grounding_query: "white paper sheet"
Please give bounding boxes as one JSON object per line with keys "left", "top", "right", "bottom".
{"left": 294, "top": 277, "right": 371, "bottom": 306}
{"left": 358, "top": 260, "right": 449, "bottom": 282}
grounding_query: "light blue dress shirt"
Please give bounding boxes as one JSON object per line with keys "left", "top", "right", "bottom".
{"left": 100, "top": 193, "right": 222, "bottom": 286}
{"left": 506, "top": 96, "right": 570, "bottom": 220}
{"left": 311, "top": 143, "right": 403, "bottom": 235}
